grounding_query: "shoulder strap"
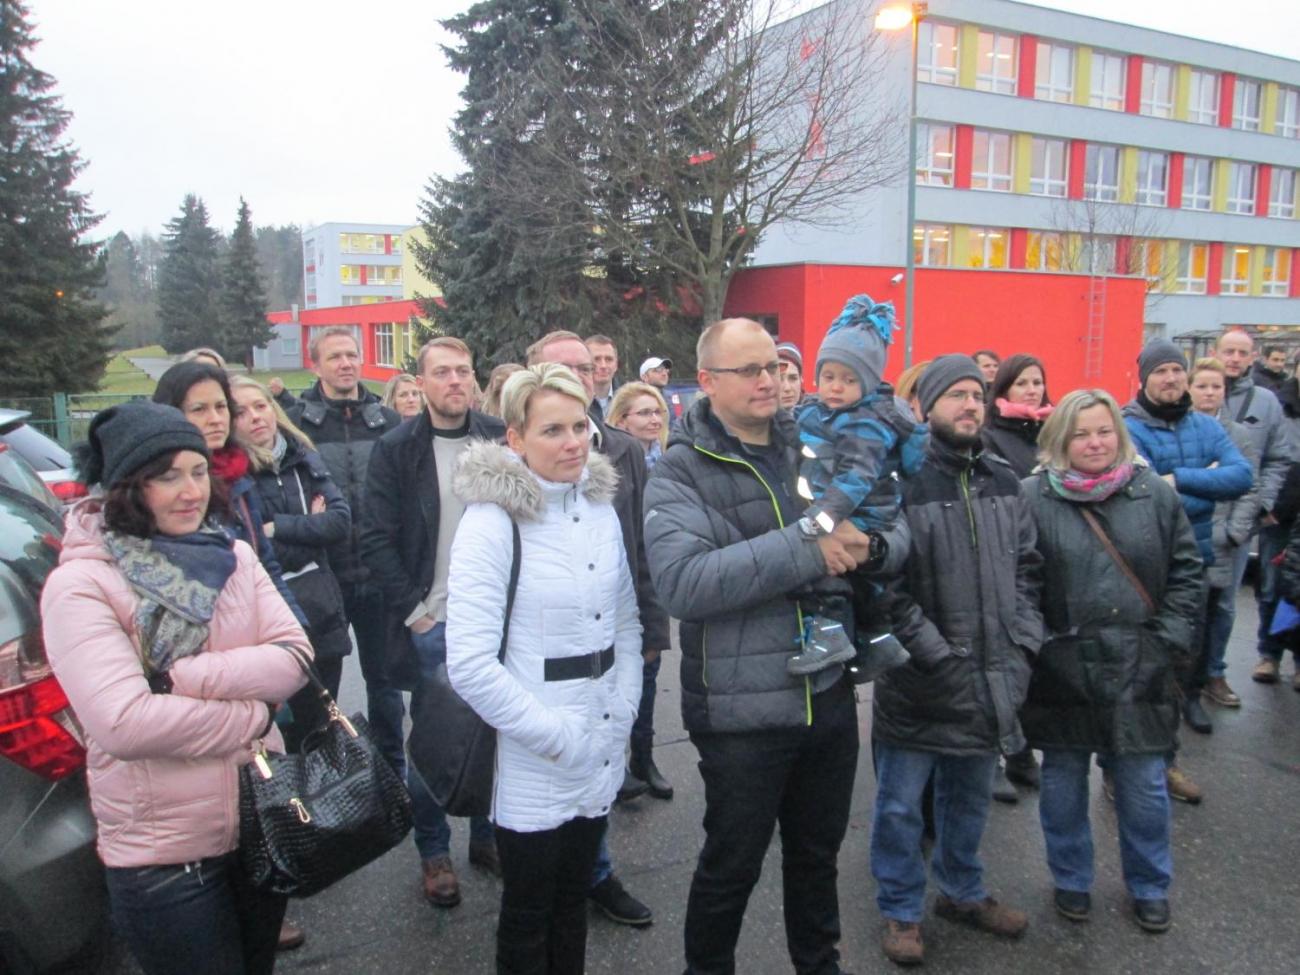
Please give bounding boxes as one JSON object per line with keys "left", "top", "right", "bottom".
{"left": 1234, "top": 386, "right": 1256, "bottom": 424}
{"left": 1077, "top": 506, "right": 1157, "bottom": 614}
{"left": 497, "top": 521, "right": 521, "bottom": 663}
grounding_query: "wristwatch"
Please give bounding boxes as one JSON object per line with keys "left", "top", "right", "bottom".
{"left": 797, "top": 510, "right": 836, "bottom": 538}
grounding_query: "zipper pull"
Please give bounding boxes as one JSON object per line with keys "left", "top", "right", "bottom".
{"left": 253, "top": 747, "right": 273, "bottom": 780}
{"left": 289, "top": 798, "right": 312, "bottom": 824}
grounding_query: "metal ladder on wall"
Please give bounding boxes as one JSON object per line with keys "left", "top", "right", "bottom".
{"left": 1083, "top": 270, "right": 1107, "bottom": 381}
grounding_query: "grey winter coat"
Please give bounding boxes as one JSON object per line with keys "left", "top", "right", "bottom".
{"left": 874, "top": 438, "right": 1045, "bottom": 757}
{"left": 1223, "top": 373, "right": 1293, "bottom": 512}
{"left": 1021, "top": 467, "right": 1202, "bottom": 755}
{"left": 1207, "top": 417, "right": 1261, "bottom": 590}
{"left": 644, "top": 398, "right": 844, "bottom": 734}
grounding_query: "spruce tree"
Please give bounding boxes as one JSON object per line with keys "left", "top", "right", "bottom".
{"left": 157, "top": 194, "right": 221, "bottom": 353}
{"left": 0, "top": 0, "right": 111, "bottom": 397}
{"left": 219, "top": 198, "right": 272, "bottom": 366}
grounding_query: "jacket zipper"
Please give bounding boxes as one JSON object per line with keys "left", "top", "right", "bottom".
{"left": 693, "top": 444, "right": 813, "bottom": 726}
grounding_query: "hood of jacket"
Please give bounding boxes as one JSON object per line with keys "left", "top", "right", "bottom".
{"left": 452, "top": 441, "right": 618, "bottom": 522}
{"left": 59, "top": 498, "right": 113, "bottom": 564}
{"left": 1122, "top": 396, "right": 1173, "bottom": 430}
{"left": 670, "top": 394, "right": 800, "bottom": 457}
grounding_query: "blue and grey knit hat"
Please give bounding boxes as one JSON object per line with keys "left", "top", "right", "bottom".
{"left": 815, "top": 294, "right": 897, "bottom": 394}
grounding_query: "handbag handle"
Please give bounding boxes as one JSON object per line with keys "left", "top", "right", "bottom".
{"left": 1077, "top": 506, "right": 1157, "bottom": 614}
{"left": 273, "top": 642, "right": 358, "bottom": 738}
{"left": 498, "top": 521, "right": 522, "bottom": 664}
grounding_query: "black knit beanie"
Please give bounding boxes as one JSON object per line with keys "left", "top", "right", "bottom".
{"left": 1137, "top": 339, "right": 1186, "bottom": 386}
{"left": 77, "top": 401, "right": 210, "bottom": 488}
{"left": 917, "top": 354, "right": 986, "bottom": 419}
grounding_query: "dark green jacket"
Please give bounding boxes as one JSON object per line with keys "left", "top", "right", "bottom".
{"left": 1021, "top": 467, "right": 1202, "bottom": 755}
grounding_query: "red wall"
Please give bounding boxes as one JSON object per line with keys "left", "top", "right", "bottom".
{"left": 268, "top": 299, "right": 425, "bottom": 381}
{"left": 724, "top": 264, "right": 1147, "bottom": 400}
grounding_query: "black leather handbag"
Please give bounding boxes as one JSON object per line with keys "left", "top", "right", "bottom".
{"left": 408, "top": 521, "right": 520, "bottom": 819}
{"left": 238, "top": 646, "right": 413, "bottom": 897}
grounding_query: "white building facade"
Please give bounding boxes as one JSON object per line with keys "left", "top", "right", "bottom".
{"left": 301, "top": 222, "right": 414, "bottom": 309}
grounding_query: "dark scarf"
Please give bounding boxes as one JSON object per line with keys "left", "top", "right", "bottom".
{"left": 1137, "top": 389, "right": 1192, "bottom": 425}
{"left": 102, "top": 529, "right": 238, "bottom": 675}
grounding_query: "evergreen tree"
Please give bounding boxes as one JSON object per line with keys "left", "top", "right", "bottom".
{"left": 99, "top": 231, "right": 160, "bottom": 349}
{"left": 0, "top": 0, "right": 112, "bottom": 397}
{"left": 255, "top": 224, "right": 304, "bottom": 310}
{"left": 219, "top": 198, "right": 272, "bottom": 366}
{"left": 157, "top": 194, "right": 221, "bottom": 353}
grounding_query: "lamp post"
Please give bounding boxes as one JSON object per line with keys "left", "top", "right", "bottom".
{"left": 875, "top": 3, "right": 927, "bottom": 368}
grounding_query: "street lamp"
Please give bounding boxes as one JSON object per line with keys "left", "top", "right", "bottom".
{"left": 875, "top": 2, "right": 927, "bottom": 368}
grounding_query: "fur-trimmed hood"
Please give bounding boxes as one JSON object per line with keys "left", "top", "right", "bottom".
{"left": 452, "top": 440, "right": 619, "bottom": 522}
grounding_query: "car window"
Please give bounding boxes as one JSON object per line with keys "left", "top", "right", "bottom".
{"left": 0, "top": 445, "right": 59, "bottom": 510}
{"left": 0, "top": 422, "right": 72, "bottom": 472}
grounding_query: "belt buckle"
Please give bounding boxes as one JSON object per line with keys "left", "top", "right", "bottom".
{"left": 590, "top": 650, "right": 602, "bottom": 680}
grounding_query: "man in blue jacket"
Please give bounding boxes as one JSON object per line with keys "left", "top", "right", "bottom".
{"left": 1122, "top": 339, "right": 1252, "bottom": 800}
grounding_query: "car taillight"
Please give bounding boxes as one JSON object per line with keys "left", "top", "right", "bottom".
{"left": 0, "top": 636, "right": 86, "bottom": 780}
{"left": 49, "top": 480, "right": 88, "bottom": 502}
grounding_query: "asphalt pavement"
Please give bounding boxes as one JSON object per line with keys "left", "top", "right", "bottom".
{"left": 92, "top": 593, "right": 1300, "bottom": 974}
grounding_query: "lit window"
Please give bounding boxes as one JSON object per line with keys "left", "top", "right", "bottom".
{"left": 1222, "top": 245, "right": 1252, "bottom": 294}
{"left": 391, "top": 237, "right": 404, "bottom": 256}
{"left": 375, "top": 324, "right": 395, "bottom": 367}
{"left": 1089, "top": 52, "right": 1126, "bottom": 111}
{"left": 340, "top": 264, "right": 358, "bottom": 284}
{"left": 1140, "top": 61, "right": 1174, "bottom": 118}
{"left": 1262, "top": 248, "right": 1292, "bottom": 296}
{"left": 975, "top": 31, "right": 1017, "bottom": 95}
{"left": 1134, "top": 239, "right": 1167, "bottom": 289}
{"left": 1084, "top": 144, "right": 1120, "bottom": 201}
{"left": 1026, "top": 231, "right": 1065, "bottom": 270}
{"left": 1182, "top": 156, "right": 1213, "bottom": 210}
{"left": 967, "top": 227, "right": 1009, "bottom": 268}
{"left": 1030, "top": 138, "right": 1068, "bottom": 197}
{"left": 1187, "top": 70, "right": 1219, "bottom": 125}
{"left": 913, "top": 224, "right": 951, "bottom": 266}
{"left": 917, "top": 22, "right": 959, "bottom": 86}
{"left": 1175, "top": 242, "right": 1209, "bottom": 294}
{"left": 1135, "top": 151, "right": 1169, "bottom": 206}
{"left": 915, "top": 122, "right": 955, "bottom": 186}
{"left": 1233, "top": 79, "right": 1262, "bottom": 131}
{"left": 1226, "top": 162, "right": 1257, "bottom": 214}
{"left": 1270, "top": 169, "right": 1297, "bottom": 218}
{"left": 1278, "top": 88, "right": 1300, "bottom": 138}
{"left": 1034, "top": 42, "right": 1074, "bottom": 103}
{"left": 971, "top": 130, "right": 1013, "bottom": 192}
{"left": 1079, "top": 236, "right": 1117, "bottom": 274}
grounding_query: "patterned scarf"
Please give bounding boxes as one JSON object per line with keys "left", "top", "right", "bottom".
{"left": 1045, "top": 460, "right": 1141, "bottom": 504}
{"left": 102, "top": 529, "right": 238, "bottom": 675}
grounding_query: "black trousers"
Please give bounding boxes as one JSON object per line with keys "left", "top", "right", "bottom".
{"left": 684, "top": 678, "right": 859, "bottom": 975}
{"left": 495, "top": 815, "right": 606, "bottom": 975}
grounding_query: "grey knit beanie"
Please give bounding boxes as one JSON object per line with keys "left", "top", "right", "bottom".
{"left": 917, "top": 354, "right": 986, "bottom": 419}
{"left": 1137, "top": 339, "right": 1186, "bottom": 386}
{"left": 78, "top": 401, "right": 210, "bottom": 488}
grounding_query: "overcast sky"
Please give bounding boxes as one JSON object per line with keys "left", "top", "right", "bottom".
{"left": 26, "top": 0, "right": 1300, "bottom": 239}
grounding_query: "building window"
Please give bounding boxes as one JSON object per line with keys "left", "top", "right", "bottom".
{"left": 340, "top": 264, "right": 358, "bottom": 284}
{"left": 1030, "top": 137, "right": 1068, "bottom": 197}
{"left": 1089, "top": 51, "right": 1126, "bottom": 111}
{"left": 279, "top": 335, "right": 301, "bottom": 357}
{"left": 1222, "top": 245, "right": 1252, "bottom": 294}
{"left": 375, "top": 324, "right": 395, "bottom": 367}
{"left": 915, "top": 122, "right": 955, "bottom": 186}
{"left": 1263, "top": 248, "right": 1292, "bottom": 296}
{"left": 1233, "top": 78, "right": 1262, "bottom": 131}
{"left": 1182, "top": 156, "right": 1213, "bottom": 210}
{"left": 1078, "top": 235, "right": 1117, "bottom": 274}
{"left": 1026, "top": 231, "right": 1065, "bottom": 270}
{"left": 1187, "top": 70, "right": 1220, "bottom": 125}
{"left": 913, "top": 223, "right": 951, "bottom": 266}
{"left": 1135, "top": 151, "right": 1169, "bottom": 206}
{"left": 1278, "top": 87, "right": 1300, "bottom": 138}
{"left": 339, "top": 233, "right": 391, "bottom": 255}
{"left": 975, "top": 31, "right": 1017, "bottom": 95}
{"left": 1226, "top": 162, "right": 1257, "bottom": 214}
{"left": 971, "top": 130, "right": 1012, "bottom": 191}
{"left": 917, "top": 22, "right": 959, "bottom": 85}
{"left": 1175, "top": 242, "right": 1209, "bottom": 294}
{"left": 1140, "top": 61, "right": 1174, "bottom": 118}
{"left": 1270, "top": 169, "right": 1297, "bottom": 218}
{"left": 1034, "top": 41, "right": 1074, "bottom": 102}
{"left": 1084, "top": 144, "right": 1120, "bottom": 201}
{"left": 967, "top": 227, "right": 1009, "bottom": 268}
{"left": 1134, "top": 239, "right": 1167, "bottom": 289}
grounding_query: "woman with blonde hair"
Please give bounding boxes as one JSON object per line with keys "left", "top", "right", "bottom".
{"left": 446, "top": 364, "right": 642, "bottom": 974}
{"left": 894, "top": 360, "right": 931, "bottom": 421}
{"left": 482, "top": 362, "right": 525, "bottom": 418}
{"left": 606, "top": 381, "right": 669, "bottom": 471}
{"left": 1021, "top": 389, "right": 1201, "bottom": 933}
{"left": 382, "top": 372, "right": 423, "bottom": 419}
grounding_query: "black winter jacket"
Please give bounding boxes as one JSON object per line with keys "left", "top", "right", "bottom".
{"left": 874, "top": 438, "right": 1044, "bottom": 756}
{"left": 645, "top": 397, "right": 843, "bottom": 734}
{"left": 980, "top": 415, "right": 1042, "bottom": 478}
{"left": 1021, "top": 468, "right": 1202, "bottom": 755}
{"left": 288, "top": 383, "right": 400, "bottom": 585}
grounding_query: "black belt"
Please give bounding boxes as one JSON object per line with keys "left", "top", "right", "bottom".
{"left": 544, "top": 646, "right": 615, "bottom": 681}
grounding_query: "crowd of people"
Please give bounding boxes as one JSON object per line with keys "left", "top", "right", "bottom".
{"left": 36, "top": 309, "right": 1299, "bottom": 974}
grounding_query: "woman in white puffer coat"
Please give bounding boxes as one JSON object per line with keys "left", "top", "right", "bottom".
{"left": 446, "top": 363, "right": 642, "bottom": 975}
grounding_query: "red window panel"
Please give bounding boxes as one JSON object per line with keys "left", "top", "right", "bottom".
{"left": 1018, "top": 36, "right": 1037, "bottom": 99}
{"left": 359, "top": 265, "right": 368, "bottom": 285}
{"left": 1125, "top": 57, "right": 1143, "bottom": 114}
{"left": 1167, "top": 152, "right": 1184, "bottom": 209}
{"left": 1256, "top": 165, "right": 1272, "bottom": 218}
{"left": 954, "top": 125, "right": 974, "bottom": 190}
{"left": 1067, "top": 141, "right": 1087, "bottom": 199}
{"left": 1292, "top": 250, "right": 1300, "bottom": 298}
{"left": 1010, "top": 228, "right": 1029, "bottom": 269}
{"left": 384, "top": 235, "right": 393, "bottom": 255}
{"left": 1115, "top": 237, "right": 1132, "bottom": 276}
{"left": 1207, "top": 242, "right": 1224, "bottom": 295}
{"left": 1219, "top": 73, "right": 1236, "bottom": 127}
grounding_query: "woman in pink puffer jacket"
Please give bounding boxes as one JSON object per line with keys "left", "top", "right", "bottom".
{"left": 41, "top": 402, "right": 310, "bottom": 975}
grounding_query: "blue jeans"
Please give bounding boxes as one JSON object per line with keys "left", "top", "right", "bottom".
{"left": 105, "top": 853, "right": 286, "bottom": 975}
{"left": 407, "top": 621, "right": 494, "bottom": 859}
{"left": 870, "top": 744, "right": 997, "bottom": 923}
{"left": 343, "top": 582, "right": 407, "bottom": 779}
{"left": 630, "top": 653, "right": 662, "bottom": 757}
{"left": 1205, "top": 545, "right": 1251, "bottom": 679}
{"left": 591, "top": 830, "right": 613, "bottom": 887}
{"left": 1039, "top": 749, "right": 1171, "bottom": 900}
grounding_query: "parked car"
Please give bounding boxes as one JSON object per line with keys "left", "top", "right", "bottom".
{"left": 0, "top": 409, "right": 86, "bottom": 507}
{"left": 0, "top": 444, "right": 107, "bottom": 973}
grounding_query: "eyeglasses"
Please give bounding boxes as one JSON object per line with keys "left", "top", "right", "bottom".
{"left": 705, "top": 361, "right": 781, "bottom": 380}
{"left": 629, "top": 407, "right": 666, "bottom": 419}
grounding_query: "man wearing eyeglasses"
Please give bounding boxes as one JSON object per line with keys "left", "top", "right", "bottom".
{"left": 643, "top": 318, "right": 872, "bottom": 975}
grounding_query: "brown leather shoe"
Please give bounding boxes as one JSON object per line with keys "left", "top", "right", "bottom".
{"left": 469, "top": 838, "right": 501, "bottom": 877}
{"left": 276, "top": 919, "right": 305, "bottom": 951}
{"left": 1204, "top": 676, "right": 1241, "bottom": 708}
{"left": 882, "top": 919, "right": 924, "bottom": 966}
{"left": 421, "top": 855, "right": 462, "bottom": 908}
{"left": 1165, "top": 765, "right": 1203, "bottom": 804}
{"left": 1252, "top": 657, "right": 1280, "bottom": 683}
{"left": 934, "top": 895, "right": 1028, "bottom": 938}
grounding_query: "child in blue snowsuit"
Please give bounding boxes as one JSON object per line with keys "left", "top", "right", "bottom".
{"left": 790, "top": 294, "right": 928, "bottom": 678}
